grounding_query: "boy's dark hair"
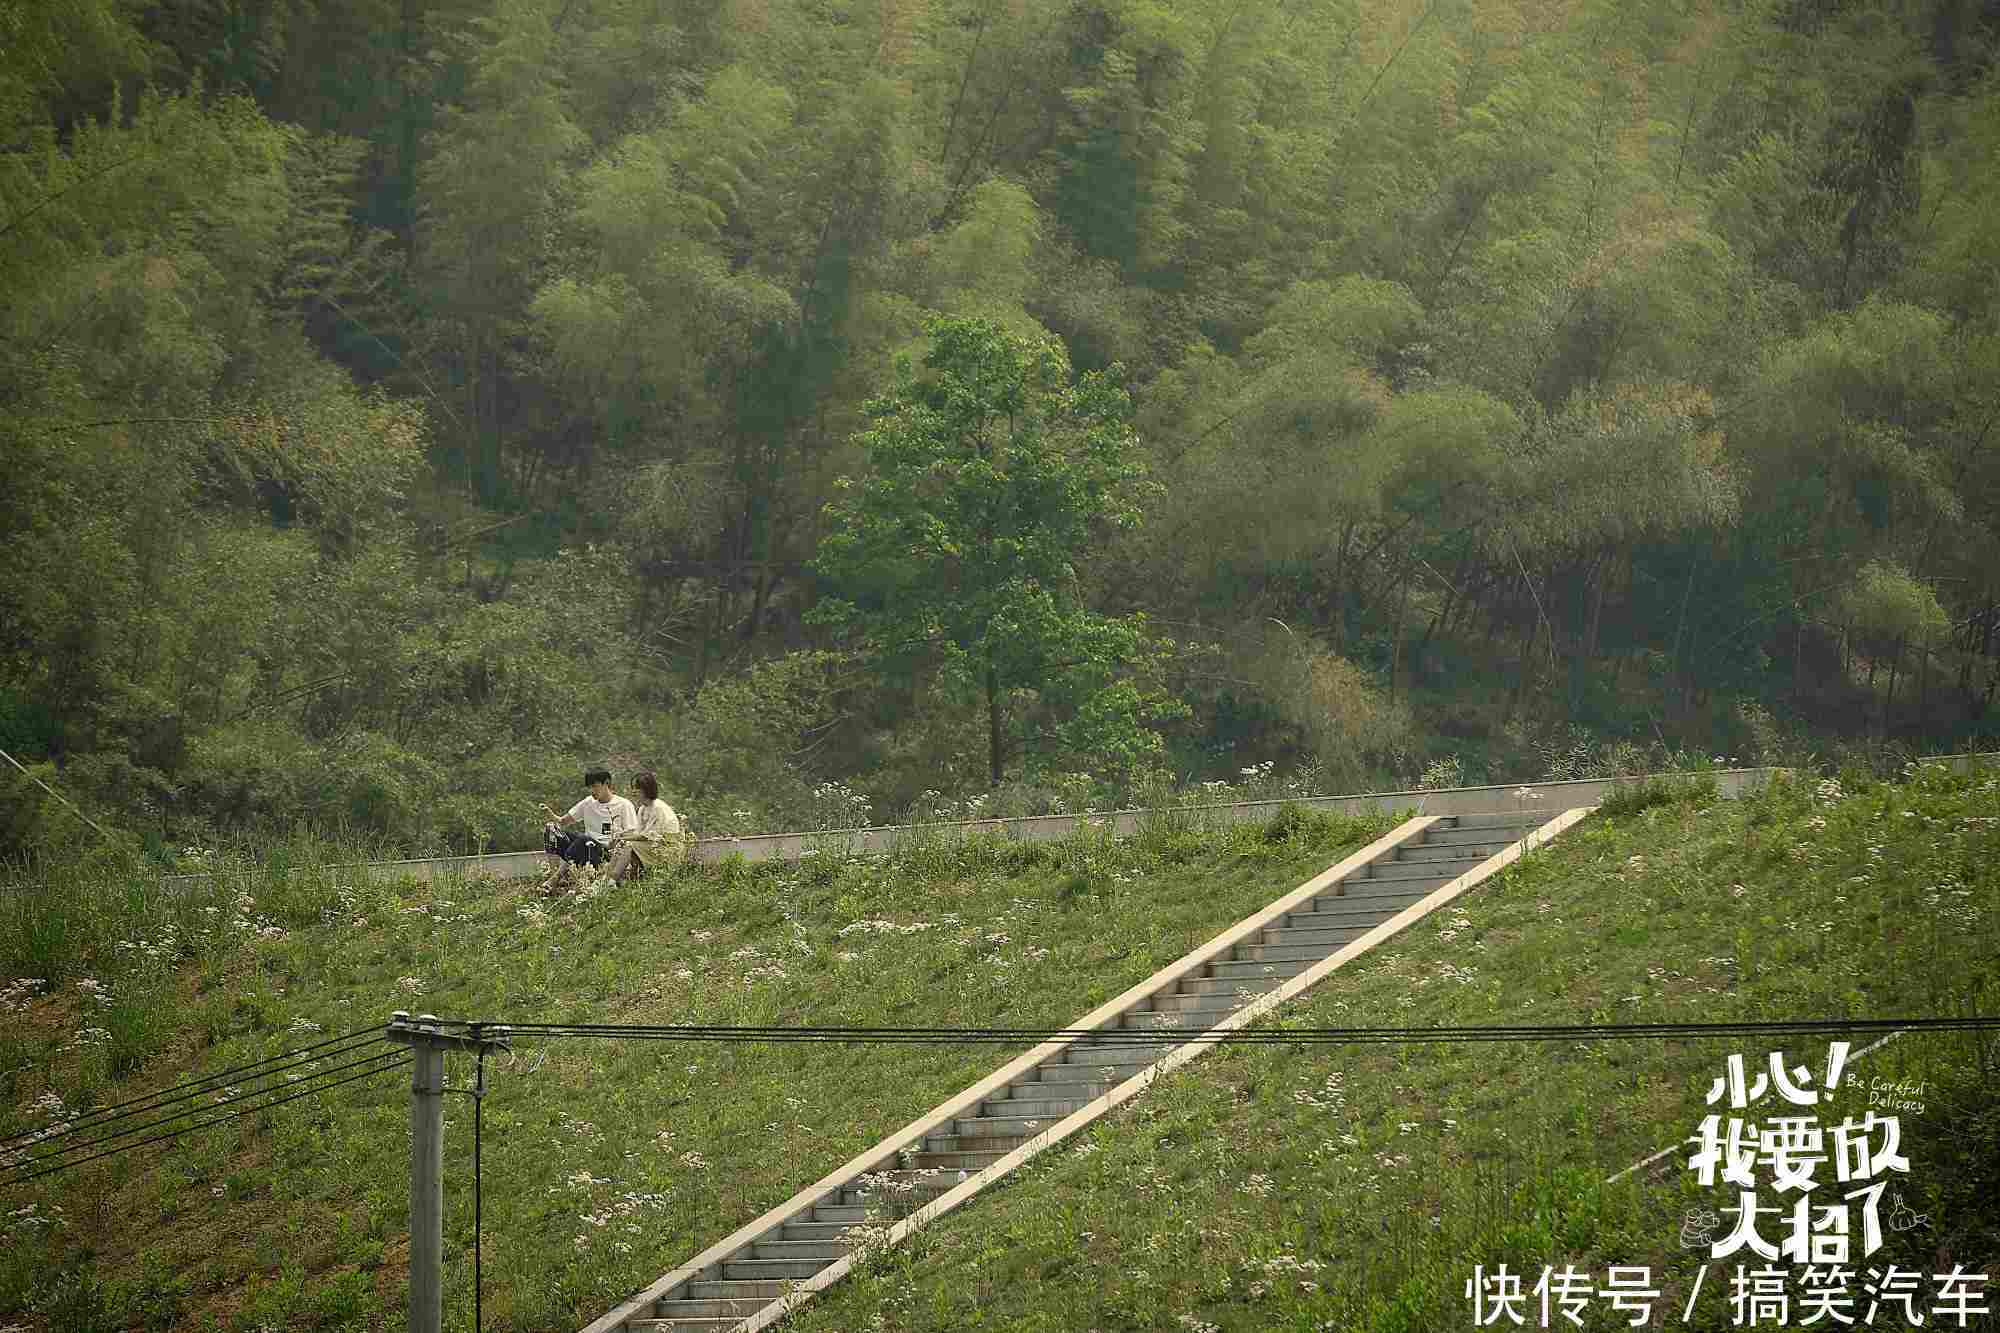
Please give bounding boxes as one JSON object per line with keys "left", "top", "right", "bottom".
{"left": 583, "top": 767, "right": 613, "bottom": 787}
{"left": 633, "top": 770, "right": 659, "bottom": 802}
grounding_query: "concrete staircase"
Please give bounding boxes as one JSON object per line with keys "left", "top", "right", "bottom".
{"left": 599, "top": 809, "right": 1567, "bottom": 1333}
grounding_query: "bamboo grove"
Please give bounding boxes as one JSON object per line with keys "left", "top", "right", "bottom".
{"left": 4, "top": 0, "right": 2000, "bottom": 854}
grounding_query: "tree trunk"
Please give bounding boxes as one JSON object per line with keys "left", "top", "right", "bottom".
{"left": 745, "top": 563, "right": 773, "bottom": 642}
{"left": 1671, "top": 558, "right": 1696, "bottom": 695}
{"left": 1883, "top": 634, "right": 1905, "bottom": 736}
{"left": 398, "top": 0, "right": 420, "bottom": 253}
{"left": 1916, "top": 631, "right": 1930, "bottom": 730}
{"left": 1582, "top": 550, "right": 1609, "bottom": 663}
{"left": 1328, "top": 520, "right": 1354, "bottom": 651}
{"left": 1414, "top": 550, "right": 1468, "bottom": 682}
{"left": 1796, "top": 613, "right": 1810, "bottom": 708}
{"left": 986, "top": 658, "right": 1002, "bottom": 789}
{"left": 1507, "top": 582, "right": 1539, "bottom": 722}
{"left": 1389, "top": 569, "right": 1412, "bottom": 703}
{"left": 489, "top": 339, "right": 503, "bottom": 498}
{"left": 938, "top": 9, "right": 988, "bottom": 168}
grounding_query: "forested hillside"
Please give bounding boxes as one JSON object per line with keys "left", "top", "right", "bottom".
{"left": 5, "top": 0, "right": 2000, "bottom": 860}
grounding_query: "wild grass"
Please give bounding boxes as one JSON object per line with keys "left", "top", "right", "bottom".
{"left": 0, "top": 798, "right": 1397, "bottom": 1331}
{"left": 783, "top": 760, "right": 2000, "bottom": 1332}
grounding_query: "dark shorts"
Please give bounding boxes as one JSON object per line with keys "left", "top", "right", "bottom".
{"left": 544, "top": 826, "right": 607, "bottom": 867}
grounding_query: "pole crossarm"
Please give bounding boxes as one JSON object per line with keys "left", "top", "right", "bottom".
{"left": 384, "top": 1012, "right": 512, "bottom": 1055}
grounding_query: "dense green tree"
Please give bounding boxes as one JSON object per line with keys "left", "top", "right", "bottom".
{"left": 810, "top": 317, "right": 1178, "bottom": 786}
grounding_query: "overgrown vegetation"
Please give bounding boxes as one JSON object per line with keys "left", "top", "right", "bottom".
{"left": 7, "top": 0, "right": 2000, "bottom": 859}
{"left": 0, "top": 799, "right": 1397, "bottom": 1329}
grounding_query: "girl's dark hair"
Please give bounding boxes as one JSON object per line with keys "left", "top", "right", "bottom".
{"left": 633, "top": 770, "right": 659, "bottom": 802}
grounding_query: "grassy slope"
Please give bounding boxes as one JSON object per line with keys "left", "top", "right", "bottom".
{"left": 0, "top": 809, "right": 1398, "bottom": 1331}
{"left": 786, "top": 765, "right": 2000, "bottom": 1333}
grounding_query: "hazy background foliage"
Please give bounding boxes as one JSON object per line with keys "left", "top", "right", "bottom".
{"left": 6, "top": 0, "right": 2000, "bottom": 862}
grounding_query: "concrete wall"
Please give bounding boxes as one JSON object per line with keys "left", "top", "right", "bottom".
{"left": 148, "top": 764, "right": 1745, "bottom": 889}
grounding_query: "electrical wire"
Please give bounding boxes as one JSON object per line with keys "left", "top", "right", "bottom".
{"left": 1, "top": 1048, "right": 408, "bottom": 1189}
{"left": 422, "top": 1016, "right": 1998, "bottom": 1046}
{"left": 1, "top": 1048, "right": 410, "bottom": 1189}
{"left": 0, "top": 1026, "right": 391, "bottom": 1149}
{"left": 5, "top": 1039, "right": 400, "bottom": 1168}
{"left": 474, "top": 1037, "right": 487, "bottom": 1333}
{"left": 436, "top": 1035, "right": 496, "bottom": 1332}
{"left": 2, "top": 1042, "right": 405, "bottom": 1174}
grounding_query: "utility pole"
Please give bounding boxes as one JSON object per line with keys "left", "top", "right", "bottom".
{"left": 386, "top": 1013, "right": 509, "bottom": 1333}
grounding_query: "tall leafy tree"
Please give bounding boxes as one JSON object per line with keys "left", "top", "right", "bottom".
{"left": 810, "top": 316, "right": 1179, "bottom": 785}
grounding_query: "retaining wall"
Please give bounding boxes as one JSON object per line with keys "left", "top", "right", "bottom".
{"left": 156, "top": 753, "right": 1997, "bottom": 890}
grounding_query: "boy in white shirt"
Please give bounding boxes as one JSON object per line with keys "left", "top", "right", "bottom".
{"left": 542, "top": 767, "right": 637, "bottom": 868}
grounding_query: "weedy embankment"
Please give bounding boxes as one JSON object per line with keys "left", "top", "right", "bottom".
{"left": 783, "top": 764, "right": 2000, "bottom": 1333}
{"left": 2, "top": 804, "right": 1394, "bottom": 1330}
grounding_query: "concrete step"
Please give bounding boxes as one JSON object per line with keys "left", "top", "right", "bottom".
{"left": 1230, "top": 940, "right": 1354, "bottom": 964}
{"left": 812, "top": 1203, "right": 866, "bottom": 1225}
{"left": 1058, "top": 1042, "right": 1172, "bottom": 1068}
{"left": 1439, "top": 811, "right": 1546, "bottom": 830}
{"left": 982, "top": 1095, "right": 1083, "bottom": 1119}
{"left": 1374, "top": 848, "right": 1488, "bottom": 872}
{"left": 629, "top": 1318, "right": 737, "bottom": 1331}
{"left": 997, "top": 1074, "right": 1117, "bottom": 1104}
{"left": 1173, "top": 975, "right": 1283, "bottom": 998}
{"left": 1119, "top": 1009, "right": 1229, "bottom": 1033}
{"left": 1122, "top": 1006, "right": 1221, "bottom": 1034}
{"left": 644, "top": 1296, "right": 772, "bottom": 1320}
{"left": 839, "top": 1176, "right": 954, "bottom": 1208}
{"left": 1421, "top": 823, "right": 1532, "bottom": 847}
{"left": 1309, "top": 880, "right": 1442, "bottom": 905}
{"left": 686, "top": 1279, "right": 787, "bottom": 1302}
{"left": 1120, "top": 1010, "right": 1232, "bottom": 1035}
{"left": 924, "top": 1131, "right": 1033, "bottom": 1156}
{"left": 1255, "top": 923, "right": 1372, "bottom": 952}
{"left": 1351, "top": 862, "right": 1464, "bottom": 885}
{"left": 754, "top": 1238, "right": 850, "bottom": 1262}
{"left": 1281, "top": 902, "right": 1408, "bottom": 930}
{"left": 1167, "top": 991, "right": 1259, "bottom": 1015}
{"left": 1205, "top": 956, "right": 1311, "bottom": 982}
{"left": 721, "top": 1257, "right": 827, "bottom": 1282}
{"left": 783, "top": 1219, "right": 862, "bottom": 1243}
{"left": 952, "top": 1113, "right": 1055, "bottom": 1140}
{"left": 1148, "top": 988, "right": 1262, "bottom": 1013}
{"left": 1394, "top": 839, "right": 1510, "bottom": 863}
{"left": 907, "top": 1148, "right": 1013, "bottom": 1171}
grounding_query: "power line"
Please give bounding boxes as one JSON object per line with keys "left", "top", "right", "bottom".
{"left": 420, "top": 1016, "right": 1999, "bottom": 1046}
{"left": 5, "top": 1041, "right": 402, "bottom": 1171}
{"left": 0, "top": 745, "right": 111, "bottom": 837}
{"left": 1, "top": 1048, "right": 409, "bottom": 1190}
{"left": 0, "top": 1025, "right": 387, "bottom": 1148}
{"left": 1, "top": 1048, "right": 409, "bottom": 1189}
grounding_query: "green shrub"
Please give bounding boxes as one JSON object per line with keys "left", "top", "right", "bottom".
{"left": 1596, "top": 772, "right": 1719, "bottom": 819}
{"left": 32, "top": 1260, "right": 112, "bottom": 1333}
{"left": 1262, "top": 800, "right": 1313, "bottom": 843}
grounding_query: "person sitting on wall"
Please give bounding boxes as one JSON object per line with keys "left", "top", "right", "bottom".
{"left": 607, "top": 769, "right": 686, "bottom": 882}
{"left": 542, "top": 767, "right": 636, "bottom": 869}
